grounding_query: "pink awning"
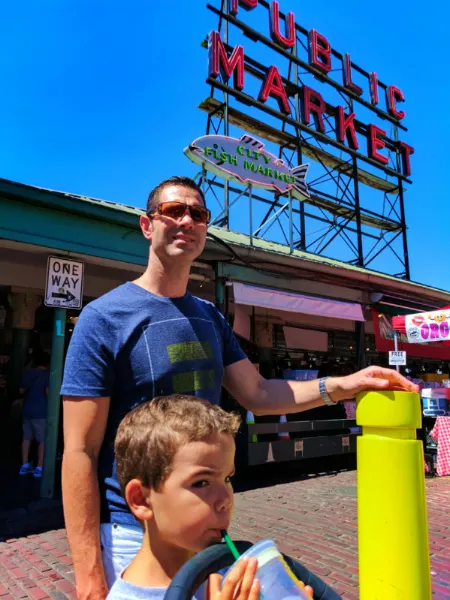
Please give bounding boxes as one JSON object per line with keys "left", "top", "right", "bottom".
{"left": 232, "top": 282, "right": 364, "bottom": 322}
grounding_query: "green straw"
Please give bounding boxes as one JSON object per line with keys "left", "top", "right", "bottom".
{"left": 221, "top": 529, "right": 241, "bottom": 561}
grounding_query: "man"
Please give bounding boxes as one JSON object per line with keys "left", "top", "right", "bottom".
{"left": 61, "top": 176, "right": 416, "bottom": 600}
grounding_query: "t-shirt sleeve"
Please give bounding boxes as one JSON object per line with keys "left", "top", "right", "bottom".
{"left": 217, "top": 309, "right": 247, "bottom": 367}
{"left": 61, "top": 304, "right": 116, "bottom": 397}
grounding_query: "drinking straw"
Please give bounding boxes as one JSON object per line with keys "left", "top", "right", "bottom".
{"left": 221, "top": 529, "right": 241, "bottom": 561}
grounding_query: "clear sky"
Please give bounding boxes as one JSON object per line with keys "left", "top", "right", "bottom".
{"left": 1, "top": 1, "right": 448, "bottom": 292}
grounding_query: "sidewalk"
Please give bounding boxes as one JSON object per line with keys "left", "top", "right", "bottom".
{"left": 0, "top": 469, "right": 449, "bottom": 599}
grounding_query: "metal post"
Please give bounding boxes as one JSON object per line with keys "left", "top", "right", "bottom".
{"left": 393, "top": 330, "right": 400, "bottom": 373}
{"left": 214, "top": 263, "right": 225, "bottom": 315}
{"left": 41, "top": 307, "right": 66, "bottom": 498}
{"left": 356, "top": 390, "right": 431, "bottom": 599}
{"left": 293, "top": 35, "right": 306, "bottom": 251}
{"left": 355, "top": 321, "right": 366, "bottom": 370}
{"left": 288, "top": 190, "right": 293, "bottom": 253}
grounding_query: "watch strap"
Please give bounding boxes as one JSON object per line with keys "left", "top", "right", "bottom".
{"left": 319, "top": 377, "right": 336, "bottom": 406}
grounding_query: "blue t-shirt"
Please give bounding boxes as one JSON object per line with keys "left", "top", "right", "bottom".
{"left": 61, "top": 282, "right": 246, "bottom": 525}
{"left": 21, "top": 368, "right": 49, "bottom": 419}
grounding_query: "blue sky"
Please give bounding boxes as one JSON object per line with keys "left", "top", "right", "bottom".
{"left": 1, "top": 1, "right": 448, "bottom": 291}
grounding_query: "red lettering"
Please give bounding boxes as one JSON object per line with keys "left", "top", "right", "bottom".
{"left": 369, "top": 72, "right": 379, "bottom": 105}
{"left": 367, "top": 125, "right": 388, "bottom": 165}
{"left": 269, "top": 1, "right": 295, "bottom": 48}
{"left": 399, "top": 141, "right": 414, "bottom": 177}
{"left": 387, "top": 85, "right": 406, "bottom": 120}
{"left": 228, "top": 0, "right": 258, "bottom": 15}
{"left": 259, "top": 66, "right": 291, "bottom": 114}
{"left": 208, "top": 31, "right": 245, "bottom": 91}
{"left": 308, "top": 29, "right": 331, "bottom": 74}
{"left": 302, "top": 86, "right": 326, "bottom": 133}
{"left": 336, "top": 106, "right": 359, "bottom": 149}
{"left": 343, "top": 54, "right": 362, "bottom": 96}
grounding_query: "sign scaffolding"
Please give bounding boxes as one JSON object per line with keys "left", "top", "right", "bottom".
{"left": 192, "top": 0, "right": 414, "bottom": 279}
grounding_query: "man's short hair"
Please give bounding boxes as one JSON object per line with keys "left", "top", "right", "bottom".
{"left": 146, "top": 176, "right": 206, "bottom": 214}
{"left": 115, "top": 395, "right": 241, "bottom": 494}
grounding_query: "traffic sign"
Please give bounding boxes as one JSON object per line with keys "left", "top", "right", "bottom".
{"left": 45, "top": 256, "right": 84, "bottom": 309}
{"left": 389, "top": 351, "right": 407, "bottom": 366}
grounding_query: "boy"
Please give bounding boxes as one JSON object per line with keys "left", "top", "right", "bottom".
{"left": 108, "top": 395, "right": 314, "bottom": 599}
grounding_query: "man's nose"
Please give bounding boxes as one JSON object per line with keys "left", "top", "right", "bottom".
{"left": 178, "top": 209, "right": 195, "bottom": 229}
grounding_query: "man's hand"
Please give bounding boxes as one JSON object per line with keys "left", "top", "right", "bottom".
{"left": 328, "top": 366, "right": 420, "bottom": 403}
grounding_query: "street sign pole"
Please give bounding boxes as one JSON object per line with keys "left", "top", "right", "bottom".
{"left": 41, "top": 307, "right": 66, "bottom": 498}
{"left": 393, "top": 331, "right": 400, "bottom": 372}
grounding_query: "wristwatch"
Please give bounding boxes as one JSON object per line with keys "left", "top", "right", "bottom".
{"left": 319, "top": 377, "right": 337, "bottom": 406}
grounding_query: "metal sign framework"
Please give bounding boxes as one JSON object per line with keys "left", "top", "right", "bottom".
{"left": 197, "top": 0, "right": 412, "bottom": 279}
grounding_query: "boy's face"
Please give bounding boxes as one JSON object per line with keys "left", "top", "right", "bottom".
{"left": 148, "top": 432, "right": 235, "bottom": 553}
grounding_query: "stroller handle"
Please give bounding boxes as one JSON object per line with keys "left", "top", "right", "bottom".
{"left": 164, "top": 541, "right": 342, "bottom": 600}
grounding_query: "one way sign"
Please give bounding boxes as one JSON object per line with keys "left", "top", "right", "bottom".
{"left": 45, "top": 256, "right": 84, "bottom": 309}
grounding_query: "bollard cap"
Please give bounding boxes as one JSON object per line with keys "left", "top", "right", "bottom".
{"left": 356, "top": 390, "right": 421, "bottom": 429}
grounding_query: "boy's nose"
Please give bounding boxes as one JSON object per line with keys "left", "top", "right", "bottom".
{"left": 216, "top": 487, "right": 233, "bottom": 513}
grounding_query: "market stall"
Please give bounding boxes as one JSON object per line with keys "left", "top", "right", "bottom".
{"left": 392, "top": 309, "right": 450, "bottom": 477}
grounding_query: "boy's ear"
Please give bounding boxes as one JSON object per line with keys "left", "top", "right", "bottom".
{"left": 125, "top": 479, "right": 153, "bottom": 521}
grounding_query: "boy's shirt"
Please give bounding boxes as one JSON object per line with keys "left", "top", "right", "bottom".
{"left": 61, "top": 282, "right": 246, "bottom": 526}
{"left": 21, "top": 368, "right": 49, "bottom": 420}
{"left": 106, "top": 574, "right": 207, "bottom": 600}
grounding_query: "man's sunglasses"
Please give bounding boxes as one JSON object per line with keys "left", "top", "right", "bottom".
{"left": 147, "top": 201, "right": 211, "bottom": 225}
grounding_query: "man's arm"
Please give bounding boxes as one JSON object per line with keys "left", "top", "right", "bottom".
{"left": 223, "top": 358, "right": 419, "bottom": 416}
{"left": 62, "top": 396, "right": 110, "bottom": 600}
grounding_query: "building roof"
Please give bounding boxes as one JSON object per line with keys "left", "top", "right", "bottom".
{"left": 2, "top": 176, "right": 449, "bottom": 307}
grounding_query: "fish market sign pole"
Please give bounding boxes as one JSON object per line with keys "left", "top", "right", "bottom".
{"left": 184, "top": 134, "right": 310, "bottom": 199}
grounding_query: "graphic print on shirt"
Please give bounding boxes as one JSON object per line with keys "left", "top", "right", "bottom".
{"left": 142, "top": 317, "right": 223, "bottom": 404}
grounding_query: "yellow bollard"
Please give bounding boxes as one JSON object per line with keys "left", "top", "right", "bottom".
{"left": 356, "top": 390, "right": 431, "bottom": 600}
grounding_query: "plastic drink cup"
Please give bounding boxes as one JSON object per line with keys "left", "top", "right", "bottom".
{"left": 222, "top": 539, "right": 311, "bottom": 599}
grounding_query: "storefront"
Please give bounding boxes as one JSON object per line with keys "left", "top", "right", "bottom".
{"left": 2, "top": 177, "right": 450, "bottom": 490}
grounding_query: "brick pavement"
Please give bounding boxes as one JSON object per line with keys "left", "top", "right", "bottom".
{"left": 0, "top": 470, "right": 449, "bottom": 599}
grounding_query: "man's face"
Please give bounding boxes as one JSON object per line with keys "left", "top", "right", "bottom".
{"left": 147, "top": 432, "right": 235, "bottom": 554}
{"left": 141, "top": 185, "right": 208, "bottom": 264}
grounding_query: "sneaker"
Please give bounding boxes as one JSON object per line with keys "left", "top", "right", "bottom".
{"left": 19, "top": 462, "right": 34, "bottom": 475}
{"left": 33, "top": 466, "right": 43, "bottom": 478}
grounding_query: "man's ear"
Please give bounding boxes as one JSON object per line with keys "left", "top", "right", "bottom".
{"left": 125, "top": 479, "right": 153, "bottom": 522}
{"left": 140, "top": 215, "right": 153, "bottom": 242}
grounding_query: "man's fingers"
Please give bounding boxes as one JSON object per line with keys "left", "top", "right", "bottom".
{"left": 248, "top": 579, "right": 261, "bottom": 600}
{"left": 304, "top": 584, "right": 314, "bottom": 597}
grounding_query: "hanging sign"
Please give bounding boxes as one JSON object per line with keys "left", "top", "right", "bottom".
{"left": 389, "top": 351, "right": 407, "bottom": 366}
{"left": 45, "top": 256, "right": 84, "bottom": 309}
{"left": 405, "top": 309, "right": 450, "bottom": 344}
{"left": 184, "top": 134, "right": 310, "bottom": 199}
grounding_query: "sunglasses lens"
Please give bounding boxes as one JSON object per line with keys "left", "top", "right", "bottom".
{"left": 159, "top": 203, "right": 186, "bottom": 219}
{"left": 190, "top": 207, "right": 210, "bottom": 223}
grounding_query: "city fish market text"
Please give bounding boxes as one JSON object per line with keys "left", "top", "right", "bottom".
{"left": 185, "top": 134, "right": 309, "bottom": 199}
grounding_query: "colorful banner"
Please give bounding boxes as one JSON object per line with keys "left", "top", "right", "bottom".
{"left": 405, "top": 309, "right": 450, "bottom": 344}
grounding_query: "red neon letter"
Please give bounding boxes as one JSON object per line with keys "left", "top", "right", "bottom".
{"left": 302, "top": 86, "right": 326, "bottom": 133}
{"left": 368, "top": 125, "right": 388, "bottom": 165}
{"left": 228, "top": 0, "right": 258, "bottom": 15}
{"left": 308, "top": 29, "right": 331, "bottom": 74}
{"left": 387, "top": 85, "right": 406, "bottom": 119}
{"left": 269, "top": 1, "right": 295, "bottom": 48}
{"left": 399, "top": 141, "right": 414, "bottom": 177}
{"left": 208, "top": 31, "right": 245, "bottom": 91}
{"left": 369, "top": 72, "right": 379, "bottom": 105}
{"left": 259, "top": 65, "right": 291, "bottom": 114}
{"left": 336, "top": 106, "right": 359, "bottom": 149}
{"left": 343, "top": 54, "right": 362, "bottom": 96}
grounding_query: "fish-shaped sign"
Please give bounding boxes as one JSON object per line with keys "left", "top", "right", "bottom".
{"left": 184, "top": 134, "right": 310, "bottom": 199}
